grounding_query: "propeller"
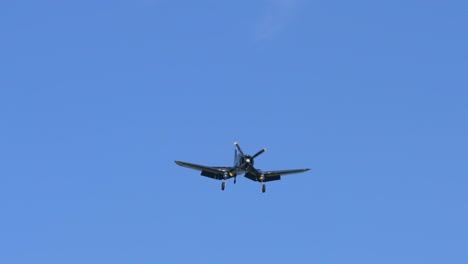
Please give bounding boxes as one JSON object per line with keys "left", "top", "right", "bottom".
{"left": 252, "top": 148, "right": 267, "bottom": 159}
{"left": 234, "top": 142, "right": 266, "bottom": 165}
{"left": 234, "top": 142, "right": 244, "bottom": 156}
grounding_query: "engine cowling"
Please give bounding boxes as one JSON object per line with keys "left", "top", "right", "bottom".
{"left": 241, "top": 155, "right": 254, "bottom": 168}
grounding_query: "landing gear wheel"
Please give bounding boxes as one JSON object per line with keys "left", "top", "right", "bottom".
{"left": 221, "top": 181, "right": 226, "bottom": 191}
{"left": 262, "top": 184, "right": 266, "bottom": 193}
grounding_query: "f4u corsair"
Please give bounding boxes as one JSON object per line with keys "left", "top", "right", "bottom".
{"left": 175, "top": 142, "right": 310, "bottom": 193}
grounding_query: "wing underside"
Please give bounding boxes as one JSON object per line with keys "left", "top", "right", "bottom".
{"left": 176, "top": 160, "right": 310, "bottom": 182}
{"left": 175, "top": 160, "right": 233, "bottom": 180}
{"left": 245, "top": 168, "right": 310, "bottom": 182}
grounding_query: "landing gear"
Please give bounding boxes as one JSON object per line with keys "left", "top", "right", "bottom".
{"left": 234, "top": 177, "right": 237, "bottom": 184}
{"left": 221, "top": 181, "right": 226, "bottom": 191}
{"left": 262, "top": 184, "right": 266, "bottom": 193}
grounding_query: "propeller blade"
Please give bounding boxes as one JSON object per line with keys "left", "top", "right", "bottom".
{"left": 234, "top": 142, "right": 244, "bottom": 156}
{"left": 252, "top": 148, "right": 267, "bottom": 159}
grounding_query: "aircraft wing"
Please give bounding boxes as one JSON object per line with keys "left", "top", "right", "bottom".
{"left": 245, "top": 168, "right": 310, "bottom": 182}
{"left": 175, "top": 160, "right": 233, "bottom": 179}
{"left": 261, "top": 168, "right": 310, "bottom": 177}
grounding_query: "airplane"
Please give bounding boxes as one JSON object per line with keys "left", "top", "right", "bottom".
{"left": 175, "top": 142, "right": 310, "bottom": 193}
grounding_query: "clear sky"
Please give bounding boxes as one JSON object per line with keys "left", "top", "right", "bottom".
{"left": 1, "top": 1, "right": 467, "bottom": 263}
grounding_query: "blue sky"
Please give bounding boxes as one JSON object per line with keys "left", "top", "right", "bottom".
{"left": 1, "top": 1, "right": 467, "bottom": 263}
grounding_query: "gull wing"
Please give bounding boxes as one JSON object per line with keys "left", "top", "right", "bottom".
{"left": 261, "top": 168, "right": 311, "bottom": 178}
{"left": 175, "top": 160, "right": 233, "bottom": 180}
{"left": 245, "top": 168, "right": 310, "bottom": 182}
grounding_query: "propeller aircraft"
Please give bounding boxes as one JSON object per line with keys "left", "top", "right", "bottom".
{"left": 175, "top": 142, "right": 310, "bottom": 193}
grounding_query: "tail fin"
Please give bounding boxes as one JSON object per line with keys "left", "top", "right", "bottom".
{"left": 234, "top": 148, "right": 237, "bottom": 166}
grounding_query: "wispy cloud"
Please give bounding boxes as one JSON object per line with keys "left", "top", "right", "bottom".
{"left": 254, "top": 0, "right": 303, "bottom": 41}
